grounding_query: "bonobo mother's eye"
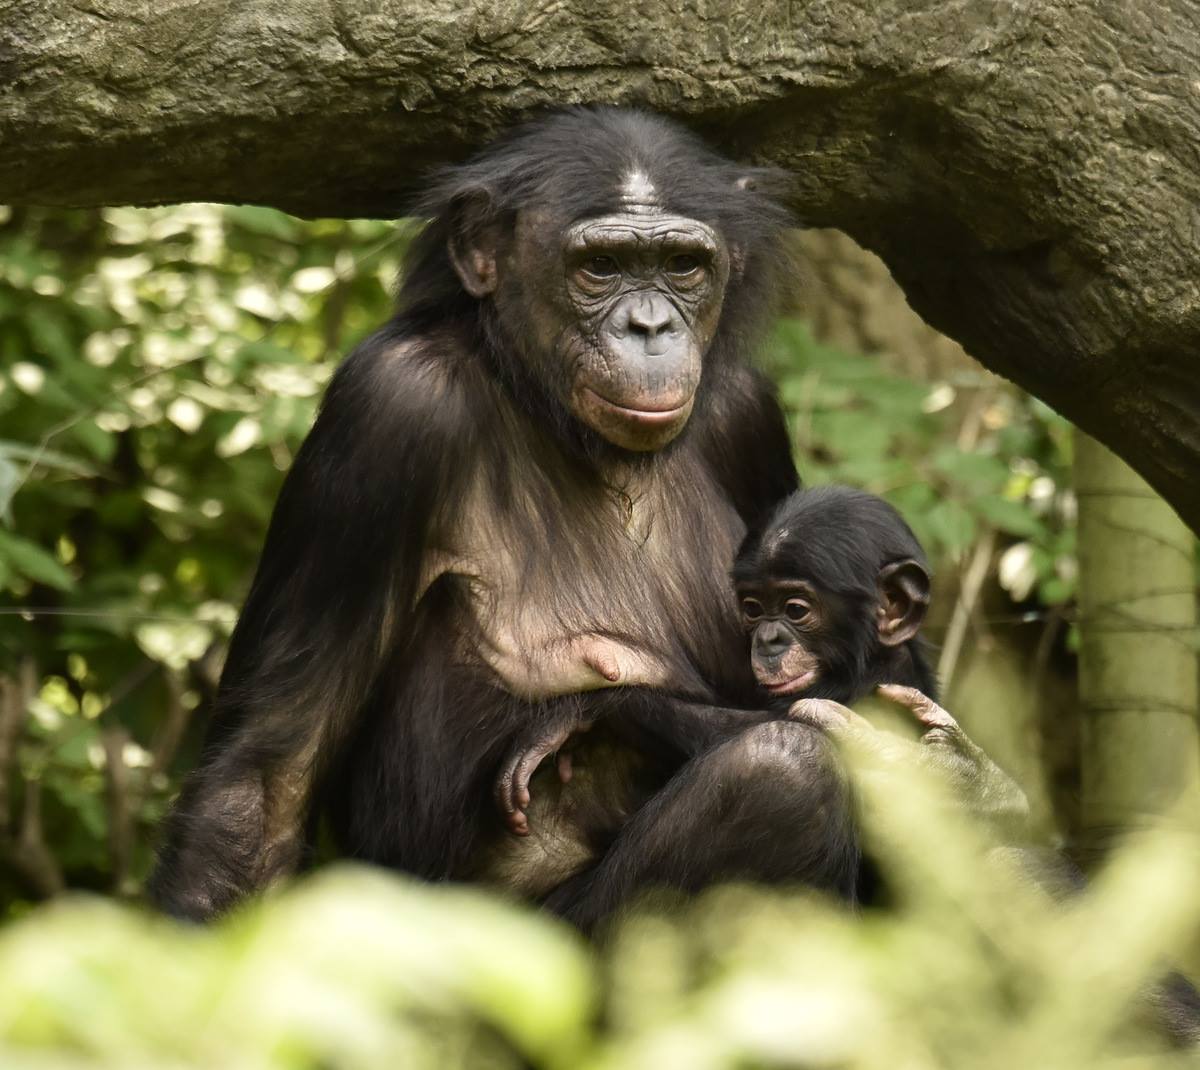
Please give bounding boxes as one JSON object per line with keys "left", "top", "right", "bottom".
{"left": 580, "top": 256, "right": 620, "bottom": 280}
{"left": 666, "top": 254, "right": 702, "bottom": 277}
{"left": 741, "top": 598, "right": 764, "bottom": 621}
{"left": 784, "top": 599, "right": 811, "bottom": 624}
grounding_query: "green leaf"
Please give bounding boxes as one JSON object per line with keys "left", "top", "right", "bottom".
{"left": 1038, "top": 575, "right": 1075, "bottom": 606}
{"left": 975, "top": 496, "right": 1046, "bottom": 539}
{"left": 223, "top": 205, "right": 300, "bottom": 241}
{"left": 68, "top": 419, "right": 117, "bottom": 463}
{"left": 811, "top": 410, "right": 893, "bottom": 461}
{"left": 0, "top": 457, "right": 17, "bottom": 525}
{"left": 27, "top": 306, "right": 82, "bottom": 367}
{"left": 0, "top": 529, "right": 75, "bottom": 590}
{"left": 925, "top": 499, "right": 978, "bottom": 554}
{"left": 0, "top": 439, "right": 97, "bottom": 479}
{"left": 931, "top": 448, "right": 1010, "bottom": 493}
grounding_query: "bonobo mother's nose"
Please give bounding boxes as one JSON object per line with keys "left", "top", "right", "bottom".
{"left": 627, "top": 294, "right": 675, "bottom": 339}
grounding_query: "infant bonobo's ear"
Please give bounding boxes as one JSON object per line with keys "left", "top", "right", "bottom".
{"left": 876, "top": 559, "right": 931, "bottom": 647}
{"left": 447, "top": 187, "right": 501, "bottom": 298}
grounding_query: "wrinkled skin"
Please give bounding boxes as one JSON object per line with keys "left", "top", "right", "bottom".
{"left": 790, "top": 684, "right": 1032, "bottom": 834}
{"left": 455, "top": 197, "right": 732, "bottom": 453}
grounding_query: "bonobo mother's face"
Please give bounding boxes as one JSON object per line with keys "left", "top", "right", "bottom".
{"left": 454, "top": 172, "right": 732, "bottom": 452}
{"left": 551, "top": 197, "right": 730, "bottom": 451}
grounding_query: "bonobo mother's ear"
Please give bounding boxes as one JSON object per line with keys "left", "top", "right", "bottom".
{"left": 876, "top": 559, "right": 931, "bottom": 647}
{"left": 447, "top": 188, "right": 501, "bottom": 298}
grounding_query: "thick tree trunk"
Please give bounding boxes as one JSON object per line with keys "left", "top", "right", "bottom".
{"left": 4, "top": 2, "right": 1200, "bottom": 530}
{"left": 1074, "top": 433, "right": 1200, "bottom": 852}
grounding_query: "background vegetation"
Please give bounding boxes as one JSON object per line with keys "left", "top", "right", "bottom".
{"left": 0, "top": 205, "right": 1196, "bottom": 1068}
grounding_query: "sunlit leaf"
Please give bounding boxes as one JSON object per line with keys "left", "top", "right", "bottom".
{"left": 0, "top": 529, "right": 75, "bottom": 590}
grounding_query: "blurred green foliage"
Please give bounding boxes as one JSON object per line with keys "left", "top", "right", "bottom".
{"left": 0, "top": 205, "right": 400, "bottom": 901}
{"left": 2, "top": 759, "right": 1197, "bottom": 1069}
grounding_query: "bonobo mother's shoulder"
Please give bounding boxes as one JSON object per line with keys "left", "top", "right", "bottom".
{"left": 322, "top": 324, "right": 473, "bottom": 434}
{"left": 696, "top": 362, "right": 798, "bottom": 523}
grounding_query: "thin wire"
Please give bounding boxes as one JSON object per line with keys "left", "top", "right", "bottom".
{"left": 0, "top": 608, "right": 219, "bottom": 625}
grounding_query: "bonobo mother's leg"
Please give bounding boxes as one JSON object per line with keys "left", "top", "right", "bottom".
{"left": 544, "top": 720, "right": 858, "bottom": 933}
{"left": 147, "top": 719, "right": 319, "bottom": 920}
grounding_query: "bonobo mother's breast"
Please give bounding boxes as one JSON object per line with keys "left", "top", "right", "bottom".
{"left": 423, "top": 459, "right": 745, "bottom": 699}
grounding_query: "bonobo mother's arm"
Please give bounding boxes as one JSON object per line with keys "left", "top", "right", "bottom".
{"left": 149, "top": 332, "right": 468, "bottom": 919}
{"left": 495, "top": 691, "right": 779, "bottom": 835}
{"left": 700, "top": 364, "right": 799, "bottom": 527}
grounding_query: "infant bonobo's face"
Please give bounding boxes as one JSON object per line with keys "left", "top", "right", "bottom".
{"left": 731, "top": 487, "right": 934, "bottom": 708}
{"left": 735, "top": 579, "right": 828, "bottom": 698}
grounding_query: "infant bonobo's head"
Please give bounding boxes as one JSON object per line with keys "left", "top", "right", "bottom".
{"left": 732, "top": 486, "right": 938, "bottom": 707}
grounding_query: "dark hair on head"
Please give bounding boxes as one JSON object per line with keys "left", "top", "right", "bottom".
{"left": 395, "top": 106, "right": 797, "bottom": 348}
{"left": 735, "top": 485, "right": 929, "bottom": 599}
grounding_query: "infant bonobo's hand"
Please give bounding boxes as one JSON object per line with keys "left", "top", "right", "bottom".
{"left": 494, "top": 707, "right": 594, "bottom": 836}
{"left": 789, "top": 686, "right": 1030, "bottom": 834}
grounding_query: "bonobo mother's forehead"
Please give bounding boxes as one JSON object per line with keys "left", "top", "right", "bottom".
{"left": 504, "top": 117, "right": 761, "bottom": 231}
{"left": 563, "top": 214, "right": 722, "bottom": 255}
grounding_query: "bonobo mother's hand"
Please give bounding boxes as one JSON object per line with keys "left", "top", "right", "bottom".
{"left": 789, "top": 685, "right": 1030, "bottom": 834}
{"left": 494, "top": 707, "right": 594, "bottom": 836}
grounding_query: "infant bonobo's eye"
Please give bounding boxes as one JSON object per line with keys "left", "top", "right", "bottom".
{"left": 580, "top": 255, "right": 620, "bottom": 280}
{"left": 784, "top": 599, "right": 811, "bottom": 624}
{"left": 740, "top": 597, "right": 764, "bottom": 622}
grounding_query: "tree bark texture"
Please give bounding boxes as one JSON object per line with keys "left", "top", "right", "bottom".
{"left": 4, "top": 2, "right": 1200, "bottom": 528}
{"left": 1074, "top": 432, "right": 1200, "bottom": 848}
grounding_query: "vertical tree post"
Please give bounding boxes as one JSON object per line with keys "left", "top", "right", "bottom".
{"left": 1074, "top": 433, "right": 1200, "bottom": 851}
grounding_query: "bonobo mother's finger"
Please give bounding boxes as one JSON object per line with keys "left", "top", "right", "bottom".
{"left": 876, "top": 684, "right": 959, "bottom": 736}
{"left": 788, "top": 697, "right": 858, "bottom": 733}
{"left": 494, "top": 747, "right": 532, "bottom": 837}
{"left": 787, "top": 695, "right": 892, "bottom": 748}
{"left": 494, "top": 715, "right": 593, "bottom": 836}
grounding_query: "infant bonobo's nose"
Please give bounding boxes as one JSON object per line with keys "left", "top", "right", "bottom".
{"left": 753, "top": 621, "right": 792, "bottom": 660}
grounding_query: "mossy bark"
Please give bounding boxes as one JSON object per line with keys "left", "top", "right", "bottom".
{"left": 1074, "top": 433, "right": 1200, "bottom": 847}
{"left": 4, "top": 3, "right": 1200, "bottom": 530}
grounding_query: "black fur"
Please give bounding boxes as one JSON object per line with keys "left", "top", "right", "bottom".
{"left": 149, "top": 108, "right": 864, "bottom": 927}
{"left": 734, "top": 486, "right": 939, "bottom": 706}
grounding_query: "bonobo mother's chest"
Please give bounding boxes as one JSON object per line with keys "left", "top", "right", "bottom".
{"left": 430, "top": 455, "right": 745, "bottom": 698}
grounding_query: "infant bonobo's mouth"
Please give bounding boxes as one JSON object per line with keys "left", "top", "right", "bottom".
{"left": 755, "top": 667, "right": 818, "bottom": 696}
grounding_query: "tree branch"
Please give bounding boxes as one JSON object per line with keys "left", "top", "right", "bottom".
{"left": 102, "top": 726, "right": 134, "bottom": 897}
{"left": 11, "top": 778, "right": 65, "bottom": 899}
{"left": 3, "top": 2, "right": 1200, "bottom": 531}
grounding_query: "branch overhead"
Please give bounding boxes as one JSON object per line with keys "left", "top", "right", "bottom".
{"left": 4, "top": 1, "right": 1200, "bottom": 529}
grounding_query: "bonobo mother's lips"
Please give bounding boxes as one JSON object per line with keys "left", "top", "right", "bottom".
{"left": 757, "top": 668, "right": 818, "bottom": 696}
{"left": 580, "top": 387, "right": 691, "bottom": 427}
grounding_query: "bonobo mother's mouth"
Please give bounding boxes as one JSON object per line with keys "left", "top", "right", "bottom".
{"left": 580, "top": 387, "right": 692, "bottom": 427}
{"left": 757, "top": 668, "right": 818, "bottom": 696}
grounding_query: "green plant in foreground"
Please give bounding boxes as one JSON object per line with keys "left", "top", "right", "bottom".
{"left": 1, "top": 760, "right": 1196, "bottom": 1070}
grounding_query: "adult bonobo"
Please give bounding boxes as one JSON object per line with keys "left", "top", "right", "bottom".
{"left": 150, "top": 107, "right": 855, "bottom": 924}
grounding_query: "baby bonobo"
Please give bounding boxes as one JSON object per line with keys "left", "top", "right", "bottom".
{"left": 733, "top": 485, "right": 938, "bottom": 709}
{"left": 736, "top": 485, "right": 1031, "bottom": 836}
